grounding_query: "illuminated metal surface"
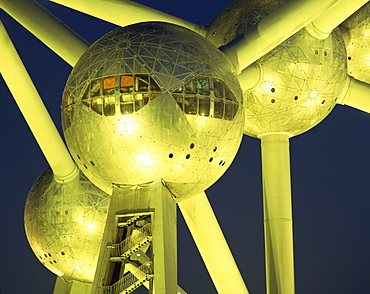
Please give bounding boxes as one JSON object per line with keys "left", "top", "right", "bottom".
{"left": 206, "top": 0, "right": 287, "bottom": 48}
{"left": 341, "top": 2, "right": 370, "bottom": 84}
{"left": 62, "top": 22, "right": 244, "bottom": 198}
{"left": 243, "top": 28, "right": 347, "bottom": 137}
{"left": 24, "top": 169, "right": 110, "bottom": 283}
{"left": 0, "top": 0, "right": 369, "bottom": 293}
{"left": 207, "top": 0, "right": 348, "bottom": 137}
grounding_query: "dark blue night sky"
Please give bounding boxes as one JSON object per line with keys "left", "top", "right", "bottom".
{"left": 1, "top": 1, "right": 369, "bottom": 293}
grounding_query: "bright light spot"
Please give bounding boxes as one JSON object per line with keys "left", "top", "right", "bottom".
{"left": 136, "top": 253, "right": 141, "bottom": 256}
{"left": 86, "top": 223, "right": 96, "bottom": 231}
{"left": 310, "top": 91, "right": 318, "bottom": 98}
{"left": 73, "top": 265, "right": 81, "bottom": 270}
{"left": 364, "top": 30, "right": 369, "bottom": 37}
{"left": 116, "top": 117, "right": 137, "bottom": 135}
{"left": 262, "top": 81, "right": 274, "bottom": 93}
{"left": 136, "top": 154, "right": 154, "bottom": 167}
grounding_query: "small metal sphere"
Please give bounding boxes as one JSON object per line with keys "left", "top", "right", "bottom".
{"left": 24, "top": 169, "right": 110, "bottom": 283}
{"left": 62, "top": 22, "right": 244, "bottom": 198}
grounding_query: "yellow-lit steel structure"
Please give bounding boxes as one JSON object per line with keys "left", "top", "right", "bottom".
{"left": 0, "top": 0, "right": 369, "bottom": 293}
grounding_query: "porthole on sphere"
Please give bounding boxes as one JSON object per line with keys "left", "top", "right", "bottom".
{"left": 294, "top": 96, "right": 298, "bottom": 100}
{"left": 324, "top": 51, "right": 328, "bottom": 56}
{"left": 213, "top": 147, "right": 217, "bottom": 152}
{"left": 222, "top": 161, "right": 226, "bottom": 166}
{"left": 54, "top": 260, "right": 57, "bottom": 264}
{"left": 44, "top": 254, "right": 47, "bottom": 258}
{"left": 77, "top": 154, "right": 80, "bottom": 159}
{"left": 315, "top": 50, "right": 319, "bottom": 55}
{"left": 348, "top": 56, "right": 352, "bottom": 60}
{"left": 169, "top": 153, "right": 174, "bottom": 158}
{"left": 65, "top": 210, "right": 68, "bottom": 215}
{"left": 48, "top": 253, "right": 52, "bottom": 257}
{"left": 61, "top": 252, "right": 65, "bottom": 255}
{"left": 190, "top": 143, "right": 195, "bottom": 149}
{"left": 219, "top": 160, "right": 223, "bottom": 165}
{"left": 271, "top": 88, "right": 275, "bottom": 93}
{"left": 90, "top": 161, "right": 95, "bottom": 166}
{"left": 322, "top": 100, "right": 326, "bottom": 104}
{"left": 209, "top": 157, "right": 213, "bottom": 162}
{"left": 186, "top": 154, "right": 191, "bottom": 159}
{"left": 271, "top": 99, "right": 276, "bottom": 103}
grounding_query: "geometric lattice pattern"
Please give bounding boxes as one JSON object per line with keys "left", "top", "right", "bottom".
{"left": 341, "top": 2, "right": 370, "bottom": 84}
{"left": 206, "top": 0, "right": 287, "bottom": 48}
{"left": 62, "top": 22, "right": 244, "bottom": 198}
{"left": 243, "top": 28, "right": 347, "bottom": 137}
{"left": 24, "top": 169, "right": 110, "bottom": 283}
{"left": 206, "top": 0, "right": 348, "bottom": 137}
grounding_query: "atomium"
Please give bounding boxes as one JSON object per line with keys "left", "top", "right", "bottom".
{"left": 62, "top": 22, "right": 244, "bottom": 199}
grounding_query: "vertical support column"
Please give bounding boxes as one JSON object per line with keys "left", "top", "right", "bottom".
{"left": 150, "top": 183, "right": 177, "bottom": 294}
{"left": 258, "top": 132, "right": 295, "bottom": 294}
{"left": 178, "top": 192, "right": 249, "bottom": 294}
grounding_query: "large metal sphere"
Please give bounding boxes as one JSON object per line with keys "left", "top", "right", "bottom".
{"left": 243, "top": 28, "right": 348, "bottom": 137}
{"left": 24, "top": 169, "right": 110, "bottom": 283}
{"left": 206, "top": 0, "right": 287, "bottom": 48}
{"left": 62, "top": 22, "right": 244, "bottom": 199}
{"left": 207, "top": 0, "right": 348, "bottom": 137}
{"left": 341, "top": 2, "right": 370, "bottom": 84}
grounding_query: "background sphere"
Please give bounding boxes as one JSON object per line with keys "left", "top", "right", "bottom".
{"left": 62, "top": 22, "right": 244, "bottom": 198}
{"left": 340, "top": 2, "right": 370, "bottom": 84}
{"left": 24, "top": 169, "right": 110, "bottom": 283}
{"left": 206, "top": 0, "right": 348, "bottom": 137}
{"left": 243, "top": 28, "right": 348, "bottom": 137}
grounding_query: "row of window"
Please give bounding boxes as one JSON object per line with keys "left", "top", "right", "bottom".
{"left": 63, "top": 75, "right": 239, "bottom": 121}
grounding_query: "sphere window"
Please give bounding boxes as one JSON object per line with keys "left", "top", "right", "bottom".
{"left": 78, "top": 74, "right": 162, "bottom": 116}
{"left": 184, "top": 96, "right": 198, "bottom": 115}
{"left": 214, "top": 98, "right": 224, "bottom": 119}
{"left": 213, "top": 79, "right": 224, "bottom": 98}
{"left": 195, "top": 78, "right": 210, "bottom": 95}
{"left": 173, "top": 77, "right": 239, "bottom": 120}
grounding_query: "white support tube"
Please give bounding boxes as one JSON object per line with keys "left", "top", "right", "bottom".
{"left": 258, "top": 132, "right": 294, "bottom": 294}
{"left": 49, "top": 0, "right": 206, "bottom": 37}
{"left": 338, "top": 76, "right": 370, "bottom": 114}
{"left": 221, "top": 0, "right": 350, "bottom": 73}
{"left": 306, "top": 0, "right": 368, "bottom": 39}
{"left": 0, "top": 21, "right": 78, "bottom": 182}
{"left": 178, "top": 192, "right": 249, "bottom": 294}
{"left": 1, "top": 0, "right": 89, "bottom": 66}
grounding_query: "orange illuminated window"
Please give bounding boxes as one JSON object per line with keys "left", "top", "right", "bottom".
{"left": 120, "top": 76, "right": 134, "bottom": 87}
{"left": 104, "top": 77, "right": 116, "bottom": 89}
